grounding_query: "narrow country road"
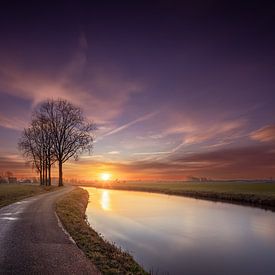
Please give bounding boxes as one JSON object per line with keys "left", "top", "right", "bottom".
{"left": 0, "top": 186, "right": 100, "bottom": 274}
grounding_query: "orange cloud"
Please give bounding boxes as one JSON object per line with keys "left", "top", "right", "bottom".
{"left": 250, "top": 125, "right": 275, "bottom": 142}
{"left": 182, "top": 119, "right": 246, "bottom": 145}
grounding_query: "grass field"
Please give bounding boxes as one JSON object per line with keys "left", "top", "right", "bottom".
{"left": 85, "top": 181, "right": 275, "bottom": 210}
{"left": 56, "top": 188, "right": 147, "bottom": 275}
{"left": 0, "top": 184, "right": 58, "bottom": 208}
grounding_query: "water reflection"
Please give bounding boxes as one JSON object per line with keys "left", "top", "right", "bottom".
{"left": 83, "top": 187, "right": 275, "bottom": 275}
{"left": 100, "top": 190, "right": 111, "bottom": 211}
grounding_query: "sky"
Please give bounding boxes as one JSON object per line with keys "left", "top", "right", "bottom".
{"left": 0, "top": 1, "right": 275, "bottom": 180}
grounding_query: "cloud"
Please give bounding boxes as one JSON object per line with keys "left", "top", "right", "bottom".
{"left": 182, "top": 119, "right": 246, "bottom": 145}
{"left": 250, "top": 125, "right": 275, "bottom": 142}
{"left": 137, "top": 134, "right": 164, "bottom": 140}
{"left": 203, "top": 140, "right": 233, "bottom": 149}
{"left": 0, "top": 65, "right": 142, "bottom": 125}
{"left": 133, "top": 141, "right": 185, "bottom": 156}
{"left": 0, "top": 113, "right": 27, "bottom": 130}
{"left": 102, "top": 111, "right": 157, "bottom": 137}
{"left": 79, "top": 32, "right": 88, "bottom": 50}
{"left": 107, "top": 151, "right": 120, "bottom": 155}
{"left": 173, "top": 145, "right": 275, "bottom": 166}
{"left": 141, "top": 113, "right": 247, "bottom": 154}
{"left": 0, "top": 34, "right": 143, "bottom": 125}
{"left": 113, "top": 144, "right": 275, "bottom": 179}
{"left": 132, "top": 118, "right": 247, "bottom": 158}
{"left": 0, "top": 156, "right": 34, "bottom": 176}
{"left": 4, "top": 144, "right": 275, "bottom": 180}
{"left": 164, "top": 123, "right": 196, "bottom": 135}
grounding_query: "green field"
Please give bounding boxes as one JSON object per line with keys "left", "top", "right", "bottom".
{"left": 86, "top": 181, "right": 275, "bottom": 210}
{"left": 0, "top": 184, "right": 58, "bottom": 208}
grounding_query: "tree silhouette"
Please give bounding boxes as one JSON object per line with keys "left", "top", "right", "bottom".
{"left": 18, "top": 118, "right": 53, "bottom": 185}
{"left": 19, "top": 99, "right": 96, "bottom": 186}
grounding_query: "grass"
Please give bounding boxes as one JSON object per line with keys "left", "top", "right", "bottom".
{"left": 86, "top": 181, "right": 275, "bottom": 210}
{"left": 55, "top": 187, "right": 148, "bottom": 275}
{"left": 0, "top": 184, "right": 58, "bottom": 208}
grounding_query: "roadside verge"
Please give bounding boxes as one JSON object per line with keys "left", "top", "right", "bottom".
{"left": 0, "top": 184, "right": 58, "bottom": 208}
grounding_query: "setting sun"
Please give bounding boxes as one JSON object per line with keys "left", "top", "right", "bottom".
{"left": 100, "top": 173, "right": 111, "bottom": 181}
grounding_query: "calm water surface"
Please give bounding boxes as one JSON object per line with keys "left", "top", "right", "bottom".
{"left": 83, "top": 187, "right": 275, "bottom": 275}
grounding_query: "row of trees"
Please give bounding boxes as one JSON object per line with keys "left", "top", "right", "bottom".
{"left": 18, "top": 99, "right": 95, "bottom": 186}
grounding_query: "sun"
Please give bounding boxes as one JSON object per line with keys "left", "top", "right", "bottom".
{"left": 100, "top": 173, "right": 111, "bottom": 181}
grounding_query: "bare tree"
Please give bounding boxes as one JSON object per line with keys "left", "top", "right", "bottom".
{"left": 19, "top": 126, "right": 43, "bottom": 184}
{"left": 35, "top": 99, "right": 95, "bottom": 186}
{"left": 19, "top": 99, "right": 95, "bottom": 186}
{"left": 36, "top": 117, "right": 55, "bottom": 186}
{"left": 19, "top": 115, "right": 56, "bottom": 185}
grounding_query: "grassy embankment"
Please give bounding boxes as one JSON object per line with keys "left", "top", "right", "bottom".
{"left": 87, "top": 181, "right": 275, "bottom": 210}
{"left": 0, "top": 184, "right": 57, "bottom": 208}
{"left": 56, "top": 187, "right": 148, "bottom": 275}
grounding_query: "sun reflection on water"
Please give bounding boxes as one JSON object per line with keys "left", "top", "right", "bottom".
{"left": 100, "top": 190, "right": 111, "bottom": 211}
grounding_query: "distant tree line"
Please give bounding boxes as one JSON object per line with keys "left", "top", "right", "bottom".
{"left": 18, "top": 99, "right": 95, "bottom": 186}
{"left": 0, "top": 171, "right": 17, "bottom": 184}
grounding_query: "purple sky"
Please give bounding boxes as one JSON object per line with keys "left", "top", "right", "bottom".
{"left": 0, "top": 1, "right": 275, "bottom": 180}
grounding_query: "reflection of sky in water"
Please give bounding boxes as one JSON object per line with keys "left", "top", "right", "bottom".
{"left": 0, "top": 217, "right": 18, "bottom": 220}
{"left": 84, "top": 187, "right": 275, "bottom": 275}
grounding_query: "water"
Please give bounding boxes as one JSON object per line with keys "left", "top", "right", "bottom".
{"left": 83, "top": 187, "right": 275, "bottom": 274}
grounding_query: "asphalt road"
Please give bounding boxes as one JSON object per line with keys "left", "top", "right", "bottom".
{"left": 0, "top": 186, "right": 100, "bottom": 274}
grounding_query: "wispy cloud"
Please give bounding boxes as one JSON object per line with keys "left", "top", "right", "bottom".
{"left": 116, "top": 144, "right": 275, "bottom": 179}
{"left": 137, "top": 134, "right": 164, "bottom": 140}
{"left": 133, "top": 141, "right": 184, "bottom": 156}
{"left": 182, "top": 119, "right": 247, "bottom": 145}
{"left": 102, "top": 111, "right": 158, "bottom": 137}
{"left": 107, "top": 151, "right": 120, "bottom": 155}
{"left": 132, "top": 119, "right": 247, "bottom": 158}
{"left": 0, "top": 113, "right": 27, "bottom": 130}
{"left": 66, "top": 143, "right": 275, "bottom": 180}
{"left": 0, "top": 156, "right": 33, "bottom": 176}
{"left": 0, "top": 34, "right": 143, "bottom": 125}
{"left": 250, "top": 125, "right": 275, "bottom": 142}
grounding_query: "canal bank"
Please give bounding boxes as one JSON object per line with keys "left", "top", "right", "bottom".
{"left": 55, "top": 187, "right": 148, "bottom": 275}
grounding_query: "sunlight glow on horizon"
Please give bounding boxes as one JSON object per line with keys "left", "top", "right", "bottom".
{"left": 100, "top": 173, "right": 111, "bottom": 181}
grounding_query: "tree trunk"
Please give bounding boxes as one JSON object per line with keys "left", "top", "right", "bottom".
{"left": 58, "top": 161, "right": 63, "bottom": 187}
{"left": 39, "top": 170, "right": 42, "bottom": 186}
{"left": 48, "top": 163, "right": 51, "bottom": 186}
{"left": 47, "top": 150, "right": 51, "bottom": 186}
{"left": 42, "top": 162, "right": 45, "bottom": 185}
{"left": 45, "top": 161, "right": 48, "bottom": 186}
